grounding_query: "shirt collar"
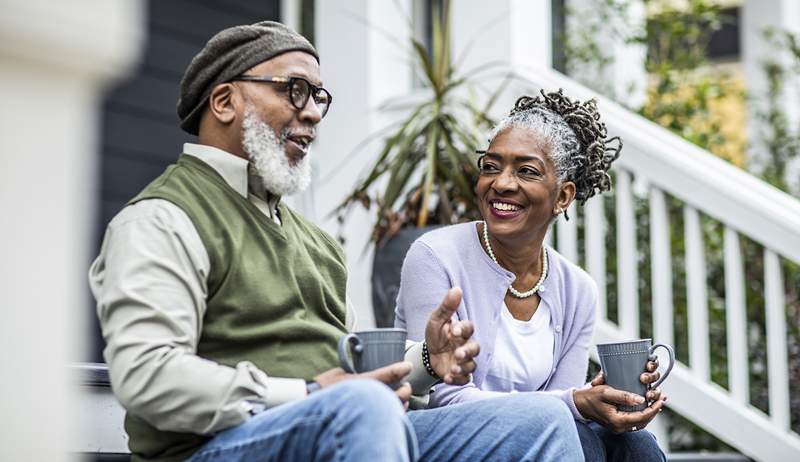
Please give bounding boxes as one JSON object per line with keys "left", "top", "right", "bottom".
{"left": 183, "top": 143, "right": 249, "bottom": 198}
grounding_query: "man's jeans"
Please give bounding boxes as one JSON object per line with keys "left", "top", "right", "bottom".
{"left": 187, "top": 380, "right": 584, "bottom": 461}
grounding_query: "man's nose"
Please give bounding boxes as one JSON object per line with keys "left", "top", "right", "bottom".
{"left": 298, "top": 97, "right": 322, "bottom": 124}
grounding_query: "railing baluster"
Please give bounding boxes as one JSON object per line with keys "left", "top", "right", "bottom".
{"left": 616, "top": 170, "right": 638, "bottom": 337}
{"left": 585, "top": 196, "right": 607, "bottom": 320}
{"left": 684, "top": 205, "right": 710, "bottom": 380}
{"left": 765, "top": 249, "right": 790, "bottom": 430}
{"left": 723, "top": 227, "right": 748, "bottom": 404}
{"left": 557, "top": 203, "right": 578, "bottom": 263}
{"left": 649, "top": 188, "right": 674, "bottom": 347}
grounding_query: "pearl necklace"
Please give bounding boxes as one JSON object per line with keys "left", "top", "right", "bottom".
{"left": 482, "top": 221, "right": 548, "bottom": 298}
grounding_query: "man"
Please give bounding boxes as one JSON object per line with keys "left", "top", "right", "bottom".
{"left": 91, "top": 21, "right": 584, "bottom": 462}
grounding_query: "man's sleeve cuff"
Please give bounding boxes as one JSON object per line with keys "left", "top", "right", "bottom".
{"left": 404, "top": 341, "right": 440, "bottom": 394}
{"left": 262, "top": 377, "right": 308, "bottom": 408}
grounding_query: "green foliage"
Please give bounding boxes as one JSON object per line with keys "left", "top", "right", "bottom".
{"left": 335, "top": 2, "right": 504, "bottom": 246}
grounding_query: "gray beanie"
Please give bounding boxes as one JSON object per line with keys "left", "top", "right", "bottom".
{"left": 177, "top": 21, "right": 319, "bottom": 135}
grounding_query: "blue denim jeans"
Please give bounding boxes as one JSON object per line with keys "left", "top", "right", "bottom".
{"left": 576, "top": 420, "right": 666, "bottom": 462}
{"left": 187, "top": 382, "right": 584, "bottom": 461}
{"left": 409, "top": 392, "right": 584, "bottom": 461}
{"left": 187, "top": 380, "right": 415, "bottom": 462}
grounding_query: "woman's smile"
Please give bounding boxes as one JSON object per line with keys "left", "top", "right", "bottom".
{"left": 488, "top": 199, "right": 525, "bottom": 219}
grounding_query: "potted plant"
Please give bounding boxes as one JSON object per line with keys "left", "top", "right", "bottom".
{"left": 334, "top": 1, "right": 508, "bottom": 326}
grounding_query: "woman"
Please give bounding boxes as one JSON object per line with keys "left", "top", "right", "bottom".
{"left": 396, "top": 90, "right": 666, "bottom": 461}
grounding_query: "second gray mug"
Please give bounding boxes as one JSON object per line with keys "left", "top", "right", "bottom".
{"left": 338, "top": 328, "right": 407, "bottom": 387}
{"left": 596, "top": 338, "right": 675, "bottom": 412}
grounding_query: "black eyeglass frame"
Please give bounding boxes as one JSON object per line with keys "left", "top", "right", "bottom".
{"left": 230, "top": 75, "right": 332, "bottom": 117}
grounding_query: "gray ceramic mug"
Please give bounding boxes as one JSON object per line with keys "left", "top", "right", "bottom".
{"left": 338, "top": 328, "right": 407, "bottom": 388}
{"left": 596, "top": 339, "right": 675, "bottom": 412}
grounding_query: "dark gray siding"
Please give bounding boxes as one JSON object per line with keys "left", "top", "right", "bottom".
{"left": 89, "top": 0, "right": 280, "bottom": 362}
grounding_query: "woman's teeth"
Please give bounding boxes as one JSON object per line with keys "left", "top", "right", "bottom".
{"left": 492, "top": 202, "right": 520, "bottom": 211}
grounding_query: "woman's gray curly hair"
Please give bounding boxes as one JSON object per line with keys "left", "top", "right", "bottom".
{"left": 488, "top": 89, "right": 622, "bottom": 204}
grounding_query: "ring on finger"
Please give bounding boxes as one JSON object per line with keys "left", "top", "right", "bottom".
{"left": 631, "top": 426, "right": 638, "bottom": 432}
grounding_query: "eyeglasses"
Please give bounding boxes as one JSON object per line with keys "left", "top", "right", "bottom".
{"left": 230, "top": 75, "right": 332, "bottom": 118}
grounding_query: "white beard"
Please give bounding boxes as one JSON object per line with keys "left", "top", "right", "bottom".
{"left": 241, "top": 105, "right": 312, "bottom": 196}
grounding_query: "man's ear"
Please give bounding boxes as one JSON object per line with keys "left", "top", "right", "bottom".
{"left": 207, "top": 82, "right": 237, "bottom": 125}
{"left": 555, "top": 181, "right": 576, "bottom": 213}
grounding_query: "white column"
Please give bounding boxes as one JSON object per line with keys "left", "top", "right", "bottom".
{"left": 449, "top": 0, "right": 552, "bottom": 117}
{"left": 742, "top": 0, "right": 800, "bottom": 189}
{"left": 314, "top": 0, "right": 413, "bottom": 328}
{"left": 451, "top": 0, "right": 551, "bottom": 70}
{"left": 0, "top": 1, "right": 144, "bottom": 460}
{"left": 564, "top": 0, "right": 647, "bottom": 108}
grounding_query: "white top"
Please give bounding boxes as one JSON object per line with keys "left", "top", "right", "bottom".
{"left": 483, "top": 301, "right": 555, "bottom": 392}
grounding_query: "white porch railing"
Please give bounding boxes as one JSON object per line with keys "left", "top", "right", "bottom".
{"left": 520, "top": 67, "right": 800, "bottom": 461}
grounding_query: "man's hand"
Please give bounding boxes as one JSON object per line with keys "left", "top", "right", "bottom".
{"left": 312, "top": 362, "right": 413, "bottom": 408}
{"left": 425, "top": 287, "right": 480, "bottom": 385}
{"left": 574, "top": 360, "right": 666, "bottom": 434}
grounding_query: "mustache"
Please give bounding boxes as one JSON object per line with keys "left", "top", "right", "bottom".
{"left": 282, "top": 127, "right": 317, "bottom": 140}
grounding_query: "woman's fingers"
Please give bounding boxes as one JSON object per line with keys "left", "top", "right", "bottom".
{"left": 610, "top": 396, "right": 667, "bottom": 433}
{"left": 601, "top": 387, "right": 646, "bottom": 407}
{"left": 646, "top": 387, "right": 662, "bottom": 402}
{"left": 640, "top": 370, "right": 661, "bottom": 385}
{"left": 451, "top": 320, "right": 474, "bottom": 340}
{"left": 454, "top": 341, "right": 480, "bottom": 362}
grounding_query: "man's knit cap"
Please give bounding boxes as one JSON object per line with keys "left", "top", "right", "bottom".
{"left": 177, "top": 21, "right": 318, "bottom": 135}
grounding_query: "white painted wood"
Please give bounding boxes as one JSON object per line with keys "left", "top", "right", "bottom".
{"left": 584, "top": 197, "right": 607, "bottom": 319}
{"left": 556, "top": 202, "right": 578, "bottom": 263}
{"left": 724, "top": 227, "right": 749, "bottom": 404}
{"left": 764, "top": 249, "right": 790, "bottom": 430}
{"left": 593, "top": 319, "right": 800, "bottom": 462}
{"left": 511, "top": 67, "right": 800, "bottom": 265}
{"left": 0, "top": 1, "right": 144, "bottom": 460}
{"left": 649, "top": 188, "right": 674, "bottom": 346}
{"left": 684, "top": 206, "right": 710, "bottom": 380}
{"left": 616, "top": 170, "right": 639, "bottom": 337}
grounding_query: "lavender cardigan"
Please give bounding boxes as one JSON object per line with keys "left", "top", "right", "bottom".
{"left": 394, "top": 222, "right": 597, "bottom": 419}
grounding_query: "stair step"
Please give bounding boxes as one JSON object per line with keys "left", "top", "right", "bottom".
{"left": 666, "top": 453, "right": 749, "bottom": 462}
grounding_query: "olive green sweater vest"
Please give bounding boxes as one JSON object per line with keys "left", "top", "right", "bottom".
{"left": 124, "top": 155, "right": 348, "bottom": 462}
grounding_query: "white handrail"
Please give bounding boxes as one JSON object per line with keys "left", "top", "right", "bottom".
{"left": 516, "top": 66, "right": 800, "bottom": 265}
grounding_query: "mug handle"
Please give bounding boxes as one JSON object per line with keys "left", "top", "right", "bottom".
{"left": 649, "top": 343, "right": 675, "bottom": 388}
{"left": 337, "top": 333, "right": 364, "bottom": 373}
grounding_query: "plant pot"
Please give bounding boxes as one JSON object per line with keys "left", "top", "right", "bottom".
{"left": 371, "top": 226, "right": 439, "bottom": 327}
